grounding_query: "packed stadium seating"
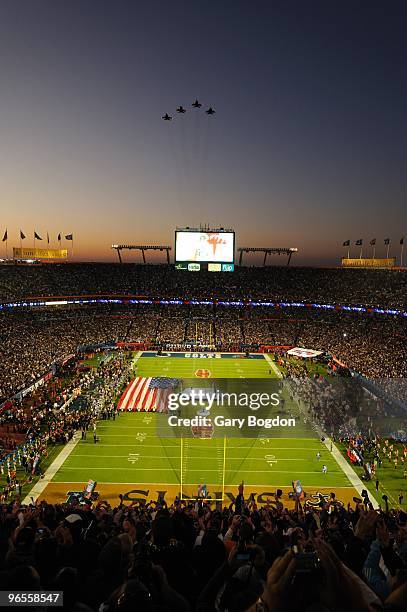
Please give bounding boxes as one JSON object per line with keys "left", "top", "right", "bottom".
{"left": 0, "top": 263, "right": 406, "bottom": 307}
{"left": 1, "top": 303, "right": 406, "bottom": 403}
{"left": 1, "top": 264, "right": 407, "bottom": 611}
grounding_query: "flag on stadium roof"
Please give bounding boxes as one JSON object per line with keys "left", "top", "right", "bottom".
{"left": 401, "top": 237, "right": 404, "bottom": 245}
{"left": 342, "top": 240, "right": 350, "bottom": 246}
{"left": 58, "top": 233, "right": 61, "bottom": 242}
{"left": 65, "top": 233, "right": 73, "bottom": 240}
{"left": 117, "top": 377, "right": 179, "bottom": 412}
{"left": 34, "top": 231, "right": 42, "bottom": 240}
{"left": 355, "top": 239, "right": 363, "bottom": 246}
{"left": 2, "top": 229, "right": 7, "bottom": 242}
{"left": 384, "top": 237, "right": 390, "bottom": 245}
{"left": 20, "top": 230, "right": 26, "bottom": 240}
{"left": 369, "top": 238, "right": 376, "bottom": 245}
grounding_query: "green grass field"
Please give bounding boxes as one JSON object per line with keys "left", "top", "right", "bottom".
{"left": 53, "top": 413, "right": 349, "bottom": 489}
{"left": 338, "top": 442, "right": 407, "bottom": 509}
{"left": 44, "top": 353, "right": 357, "bottom": 505}
{"left": 135, "top": 354, "right": 277, "bottom": 378}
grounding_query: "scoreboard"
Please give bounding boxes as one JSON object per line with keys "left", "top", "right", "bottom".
{"left": 175, "top": 229, "right": 235, "bottom": 270}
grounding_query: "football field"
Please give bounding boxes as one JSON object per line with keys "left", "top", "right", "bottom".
{"left": 136, "top": 352, "right": 279, "bottom": 378}
{"left": 38, "top": 353, "right": 359, "bottom": 507}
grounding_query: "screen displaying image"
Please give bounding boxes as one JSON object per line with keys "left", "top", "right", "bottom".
{"left": 175, "top": 231, "right": 234, "bottom": 263}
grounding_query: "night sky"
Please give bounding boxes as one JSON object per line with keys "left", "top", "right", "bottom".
{"left": 0, "top": 0, "right": 406, "bottom": 264}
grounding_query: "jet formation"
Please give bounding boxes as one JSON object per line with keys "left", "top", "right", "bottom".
{"left": 162, "top": 99, "right": 215, "bottom": 120}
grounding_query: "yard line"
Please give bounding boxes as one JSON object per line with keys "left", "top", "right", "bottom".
{"left": 93, "top": 434, "right": 158, "bottom": 437}
{"left": 97, "top": 426, "right": 158, "bottom": 429}
{"left": 94, "top": 435, "right": 318, "bottom": 440}
{"left": 58, "top": 467, "right": 192, "bottom": 471}
{"left": 58, "top": 467, "right": 346, "bottom": 474}
{"left": 68, "top": 454, "right": 323, "bottom": 461}
{"left": 91, "top": 443, "right": 326, "bottom": 450}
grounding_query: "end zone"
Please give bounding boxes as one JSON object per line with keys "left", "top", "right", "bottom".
{"left": 37, "top": 481, "right": 361, "bottom": 509}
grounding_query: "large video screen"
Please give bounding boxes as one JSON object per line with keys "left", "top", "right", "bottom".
{"left": 175, "top": 231, "right": 235, "bottom": 263}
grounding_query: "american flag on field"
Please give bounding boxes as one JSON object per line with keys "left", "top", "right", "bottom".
{"left": 117, "top": 377, "right": 179, "bottom": 412}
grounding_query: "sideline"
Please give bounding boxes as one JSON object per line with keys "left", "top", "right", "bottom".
{"left": 293, "top": 391, "right": 379, "bottom": 509}
{"left": 322, "top": 437, "right": 379, "bottom": 509}
{"left": 132, "top": 351, "right": 142, "bottom": 370}
{"left": 22, "top": 432, "right": 82, "bottom": 504}
{"left": 24, "top": 352, "right": 142, "bottom": 504}
{"left": 263, "top": 353, "right": 283, "bottom": 378}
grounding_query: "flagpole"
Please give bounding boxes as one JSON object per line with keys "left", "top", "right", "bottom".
{"left": 359, "top": 246, "right": 363, "bottom": 259}
{"left": 372, "top": 245, "right": 376, "bottom": 259}
{"left": 347, "top": 246, "right": 350, "bottom": 259}
{"left": 386, "top": 243, "right": 390, "bottom": 258}
{"left": 3, "top": 231, "right": 8, "bottom": 259}
{"left": 401, "top": 242, "right": 404, "bottom": 267}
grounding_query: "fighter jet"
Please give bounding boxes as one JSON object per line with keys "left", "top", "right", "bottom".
{"left": 192, "top": 99, "right": 202, "bottom": 108}
{"left": 162, "top": 113, "right": 172, "bottom": 121}
{"left": 206, "top": 107, "right": 216, "bottom": 115}
{"left": 176, "top": 106, "right": 186, "bottom": 113}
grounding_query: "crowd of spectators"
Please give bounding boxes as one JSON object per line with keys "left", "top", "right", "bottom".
{"left": 1, "top": 485, "right": 407, "bottom": 611}
{"left": 1, "top": 303, "right": 406, "bottom": 404}
{"left": 0, "top": 263, "right": 406, "bottom": 308}
{"left": 286, "top": 374, "right": 369, "bottom": 438}
{"left": 0, "top": 265, "right": 406, "bottom": 609}
{"left": 0, "top": 355, "right": 133, "bottom": 500}
{"left": 0, "top": 308, "right": 131, "bottom": 403}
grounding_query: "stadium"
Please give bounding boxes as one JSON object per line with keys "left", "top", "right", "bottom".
{"left": 1, "top": 247, "right": 406, "bottom": 507}
{"left": 1, "top": 232, "right": 407, "bottom": 609}
{"left": 1, "top": 3, "right": 407, "bottom": 610}
{"left": 0, "top": 249, "right": 407, "bottom": 610}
